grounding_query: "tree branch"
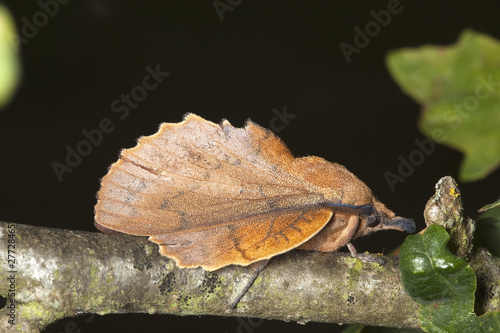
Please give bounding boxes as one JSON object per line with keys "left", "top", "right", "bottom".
{"left": 1, "top": 221, "right": 419, "bottom": 332}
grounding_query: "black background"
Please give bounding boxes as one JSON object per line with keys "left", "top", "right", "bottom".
{"left": 2, "top": 1, "right": 500, "bottom": 332}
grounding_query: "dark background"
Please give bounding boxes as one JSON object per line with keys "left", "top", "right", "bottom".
{"left": 2, "top": 1, "right": 500, "bottom": 332}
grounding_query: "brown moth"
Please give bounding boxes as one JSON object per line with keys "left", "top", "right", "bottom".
{"left": 94, "top": 114, "right": 415, "bottom": 271}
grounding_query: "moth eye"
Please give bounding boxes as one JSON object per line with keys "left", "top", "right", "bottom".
{"left": 366, "top": 215, "right": 381, "bottom": 228}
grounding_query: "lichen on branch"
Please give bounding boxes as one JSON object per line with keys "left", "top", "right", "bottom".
{"left": 0, "top": 221, "right": 419, "bottom": 332}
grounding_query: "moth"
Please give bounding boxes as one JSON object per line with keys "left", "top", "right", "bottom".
{"left": 95, "top": 114, "right": 415, "bottom": 272}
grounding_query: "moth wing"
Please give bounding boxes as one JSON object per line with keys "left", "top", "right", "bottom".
{"left": 150, "top": 208, "right": 333, "bottom": 270}
{"left": 95, "top": 114, "right": 326, "bottom": 236}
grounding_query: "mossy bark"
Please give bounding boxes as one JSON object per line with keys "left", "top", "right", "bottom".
{"left": 0, "top": 222, "right": 419, "bottom": 332}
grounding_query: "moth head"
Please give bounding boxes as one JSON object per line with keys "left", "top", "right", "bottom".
{"left": 354, "top": 200, "right": 415, "bottom": 238}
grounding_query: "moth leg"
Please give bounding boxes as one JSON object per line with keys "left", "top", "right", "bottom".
{"left": 346, "top": 243, "right": 384, "bottom": 265}
{"left": 228, "top": 259, "right": 271, "bottom": 309}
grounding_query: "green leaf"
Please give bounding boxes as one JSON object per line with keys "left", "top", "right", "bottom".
{"left": 399, "top": 225, "right": 474, "bottom": 305}
{"left": 399, "top": 225, "right": 500, "bottom": 332}
{"left": 387, "top": 30, "right": 500, "bottom": 182}
{"left": 478, "top": 198, "right": 500, "bottom": 213}
{"left": 475, "top": 205, "right": 500, "bottom": 257}
{"left": 0, "top": 4, "right": 22, "bottom": 108}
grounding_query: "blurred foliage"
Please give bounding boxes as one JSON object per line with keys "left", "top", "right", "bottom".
{"left": 342, "top": 325, "right": 423, "bottom": 333}
{"left": 478, "top": 198, "right": 500, "bottom": 212}
{"left": 387, "top": 30, "right": 500, "bottom": 182}
{"left": 399, "top": 225, "right": 500, "bottom": 332}
{"left": 0, "top": 3, "right": 21, "bottom": 108}
{"left": 475, "top": 204, "right": 500, "bottom": 257}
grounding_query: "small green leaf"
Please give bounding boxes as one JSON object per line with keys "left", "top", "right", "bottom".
{"left": 475, "top": 204, "right": 500, "bottom": 257}
{"left": 387, "top": 30, "right": 500, "bottom": 182}
{"left": 400, "top": 225, "right": 500, "bottom": 332}
{"left": 400, "top": 225, "right": 474, "bottom": 305}
{"left": 478, "top": 198, "right": 500, "bottom": 213}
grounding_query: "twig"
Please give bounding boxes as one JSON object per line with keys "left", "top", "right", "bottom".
{"left": 0, "top": 221, "right": 419, "bottom": 332}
